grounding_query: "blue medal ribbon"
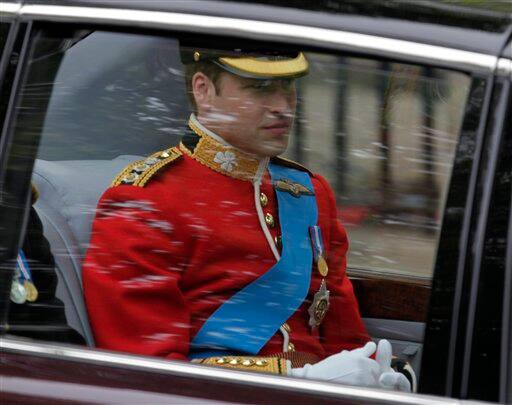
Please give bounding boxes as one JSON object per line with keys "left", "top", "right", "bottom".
{"left": 16, "top": 250, "right": 33, "bottom": 283}
{"left": 189, "top": 163, "right": 317, "bottom": 358}
{"left": 309, "top": 225, "right": 324, "bottom": 263}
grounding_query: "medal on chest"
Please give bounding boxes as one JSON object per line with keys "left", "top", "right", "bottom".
{"left": 308, "top": 279, "right": 330, "bottom": 329}
{"left": 308, "top": 225, "right": 330, "bottom": 330}
{"left": 10, "top": 269, "right": 27, "bottom": 304}
{"left": 10, "top": 250, "right": 38, "bottom": 304}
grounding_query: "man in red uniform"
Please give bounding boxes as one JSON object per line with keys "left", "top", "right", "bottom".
{"left": 83, "top": 46, "right": 411, "bottom": 390}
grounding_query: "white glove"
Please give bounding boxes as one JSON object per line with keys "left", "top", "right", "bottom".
{"left": 375, "top": 339, "right": 411, "bottom": 392}
{"left": 290, "top": 341, "right": 380, "bottom": 387}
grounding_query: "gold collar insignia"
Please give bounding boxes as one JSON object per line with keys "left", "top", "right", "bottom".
{"left": 181, "top": 118, "right": 263, "bottom": 182}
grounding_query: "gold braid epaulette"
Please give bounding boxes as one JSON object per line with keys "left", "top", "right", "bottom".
{"left": 111, "top": 147, "right": 183, "bottom": 187}
{"left": 271, "top": 156, "right": 312, "bottom": 175}
{"left": 193, "top": 356, "right": 288, "bottom": 375}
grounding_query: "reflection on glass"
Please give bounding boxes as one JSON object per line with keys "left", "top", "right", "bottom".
{"left": 29, "top": 33, "right": 470, "bottom": 279}
{"left": 287, "top": 56, "right": 470, "bottom": 278}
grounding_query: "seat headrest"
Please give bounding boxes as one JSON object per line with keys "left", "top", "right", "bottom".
{"left": 32, "top": 156, "right": 141, "bottom": 255}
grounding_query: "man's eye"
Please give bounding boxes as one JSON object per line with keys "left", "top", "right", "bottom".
{"left": 249, "top": 83, "right": 270, "bottom": 90}
{"left": 247, "top": 79, "right": 293, "bottom": 91}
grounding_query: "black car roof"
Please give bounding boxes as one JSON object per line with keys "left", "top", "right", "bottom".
{"left": 17, "top": 0, "right": 512, "bottom": 56}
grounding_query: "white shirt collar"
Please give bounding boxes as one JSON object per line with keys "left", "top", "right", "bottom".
{"left": 189, "top": 113, "right": 231, "bottom": 147}
{"left": 186, "top": 114, "right": 269, "bottom": 183}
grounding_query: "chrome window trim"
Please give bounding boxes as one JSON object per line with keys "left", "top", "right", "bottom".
{"left": 497, "top": 58, "right": 512, "bottom": 78}
{"left": 0, "top": 4, "right": 499, "bottom": 75}
{"left": 0, "top": 2, "right": 21, "bottom": 15}
{"left": 1, "top": 337, "right": 459, "bottom": 404}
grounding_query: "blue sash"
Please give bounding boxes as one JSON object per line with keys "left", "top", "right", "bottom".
{"left": 189, "top": 163, "right": 318, "bottom": 359}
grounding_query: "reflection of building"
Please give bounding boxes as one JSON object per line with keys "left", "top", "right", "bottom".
{"left": 286, "top": 54, "right": 470, "bottom": 276}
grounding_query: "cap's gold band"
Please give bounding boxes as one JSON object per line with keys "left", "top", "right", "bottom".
{"left": 218, "top": 52, "right": 308, "bottom": 78}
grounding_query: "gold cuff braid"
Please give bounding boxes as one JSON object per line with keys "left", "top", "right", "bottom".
{"left": 194, "top": 356, "right": 288, "bottom": 375}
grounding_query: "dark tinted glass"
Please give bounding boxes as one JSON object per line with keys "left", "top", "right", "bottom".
{"left": 419, "top": 77, "right": 489, "bottom": 396}
{"left": 467, "top": 81, "right": 512, "bottom": 401}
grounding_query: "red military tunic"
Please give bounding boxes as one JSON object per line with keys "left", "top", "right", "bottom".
{"left": 83, "top": 118, "right": 369, "bottom": 365}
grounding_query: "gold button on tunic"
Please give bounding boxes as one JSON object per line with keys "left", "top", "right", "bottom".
{"left": 265, "top": 213, "right": 275, "bottom": 228}
{"left": 260, "top": 192, "right": 268, "bottom": 207}
{"left": 274, "top": 235, "right": 282, "bottom": 249}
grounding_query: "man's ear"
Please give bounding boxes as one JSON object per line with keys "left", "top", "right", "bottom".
{"left": 192, "top": 72, "right": 216, "bottom": 113}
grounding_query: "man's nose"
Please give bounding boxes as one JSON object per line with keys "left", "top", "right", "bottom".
{"left": 267, "top": 90, "right": 294, "bottom": 115}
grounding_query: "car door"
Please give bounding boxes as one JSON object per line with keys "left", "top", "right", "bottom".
{"left": 498, "top": 39, "right": 512, "bottom": 404}
{"left": 0, "top": 2, "right": 507, "bottom": 404}
{"left": 0, "top": 8, "right": 34, "bottom": 328}
{"left": 420, "top": 46, "right": 512, "bottom": 401}
{"left": 502, "top": 110, "right": 512, "bottom": 405}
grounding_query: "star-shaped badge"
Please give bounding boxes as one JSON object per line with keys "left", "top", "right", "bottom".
{"left": 308, "top": 279, "right": 330, "bottom": 330}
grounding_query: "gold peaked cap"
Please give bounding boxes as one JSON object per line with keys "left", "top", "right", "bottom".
{"left": 217, "top": 52, "right": 309, "bottom": 79}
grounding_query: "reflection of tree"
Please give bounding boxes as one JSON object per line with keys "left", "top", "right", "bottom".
{"left": 420, "top": 67, "right": 440, "bottom": 223}
{"left": 377, "top": 63, "right": 440, "bottom": 226}
{"left": 422, "top": 68, "right": 436, "bottom": 188}
{"left": 334, "top": 57, "right": 348, "bottom": 194}
{"left": 377, "top": 62, "right": 393, "bottom": 204}
{"left": 293, "top": 80, "right": 305, "bottom": 163}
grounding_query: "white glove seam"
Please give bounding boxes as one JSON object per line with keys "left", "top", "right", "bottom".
{"left": 324, "top": 370, "right": 358, "bottom": 382}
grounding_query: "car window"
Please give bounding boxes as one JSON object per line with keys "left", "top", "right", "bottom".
{"left": 5, "top": 26, "right": 471, "bottom": 393}
{"left": 32, "top": 31, "right": 470, "bottom": 280}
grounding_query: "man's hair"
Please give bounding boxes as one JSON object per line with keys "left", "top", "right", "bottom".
{"left": 185, "top": 61, "right": 224, "bottom": 113}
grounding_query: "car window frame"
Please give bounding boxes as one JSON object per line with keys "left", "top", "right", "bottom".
{"left": 0, "top": 15, "right": 33, "bottom": 331}
{"left": 0, "top": 4, "right": 505, "bottom": 403}
{"left": 505, "top": 167, "right": 512, "bottom": 402}
{"left": 461, "top": 72, "right": 512, "bottom": 401}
